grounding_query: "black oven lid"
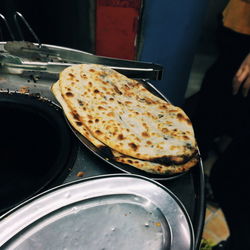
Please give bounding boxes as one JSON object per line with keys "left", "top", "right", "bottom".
{"left": 0, "top": 91, "right": 78, "bottom": 214}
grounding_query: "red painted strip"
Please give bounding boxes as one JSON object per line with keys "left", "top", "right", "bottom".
{"left": 95, "top": 0, "right": 142, "bottom": 60}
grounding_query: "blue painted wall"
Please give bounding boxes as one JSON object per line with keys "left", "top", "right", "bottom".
{"left": 139, "top": 0, "right": 208, "bottom": 105}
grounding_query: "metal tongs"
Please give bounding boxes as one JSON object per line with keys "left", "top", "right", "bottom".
{"left": 0, "top": 12, "right": 163, "bottom": 80}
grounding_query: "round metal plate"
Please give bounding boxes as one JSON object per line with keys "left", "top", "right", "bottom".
{"left": 0, "top": 174, "right": 194, "bottom": 250}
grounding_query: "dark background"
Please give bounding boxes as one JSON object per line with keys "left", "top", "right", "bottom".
{"left": 1, "top": 0, "right": 94, "bottom": 52}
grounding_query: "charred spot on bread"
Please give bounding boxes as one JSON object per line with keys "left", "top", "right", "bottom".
{"left": 144, "top": 97, "right": 154, "bottom": 104}
{"left": 186, "top": 118, "right": 192, "bottom": 125}
{"left": 142, "top": 132, "right": 150, "bottom": 138}
{"left": 177, "top": 113, "right": 192, "bottom": 125}
{"left": 77, "top": 99, "right": 84, "bottom": 106}
{"left": 159, "top": 105, "right": 168, "bottom": 110}
{"left": 67, "top": 73, "right": 75, "bottom": 81}
{"left": 161, "top": 128, "right": 169, "bottom": 133}
{"left": 66, "top": 92, "right": 74, "bottom": 97}
{"left": 118, "top": 134, "right": 124, "bottom": 140}
{"left": 177, "top": 113, "right": 184, "bottom": 120}
{"left": 128, "top": 142, "right": 138, "bottom": 151}
{"left": 80, "top": 73, "right": 87, "bottom": 79}
{"left": 95, "top": 129, "right": 102, "bottom": 135}
{"left": 113, "top": 85, "right": 122, "bottom": 95}
{"left": 76, "top": 121, "right": 83, "bottom": 126}
{"left": 150, "top": 155, "right": 186, "bottom": 166}
{"left": 125, "top": 101, "right": 132, "bottom": 105}
{"left": 107, "top": 112, "right": 115, "bottom": 117}
{"left": 98, "top": 106, "right": 106, "bottom": 111}
{"left": 151, "top": 151, "right": 199, "bottom": 166}
{"left": 71, "top": 111, "right": 80, "bottom": 121}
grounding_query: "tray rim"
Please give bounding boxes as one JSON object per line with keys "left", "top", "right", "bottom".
{"left": 0, "top": 174, "right": 195, "bottom": 250}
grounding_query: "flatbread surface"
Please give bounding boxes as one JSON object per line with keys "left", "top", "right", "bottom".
{"left": 112, "top": 150, "right": 199, "bottom": 174}
{"left": 52, "top": 81, "right": 105, "bottom": 149}
{"left": 58, "top": 64, "right": 197, "bottom": 165}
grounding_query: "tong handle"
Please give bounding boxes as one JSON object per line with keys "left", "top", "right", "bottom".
{"left": 0, "top": 12, "right": 164, "bottom": 80}
{"left": 14, "top": 12, "right": 41, "bottom": 46}
{"left": 0, "top": 58, "right": 162, "bottom": 80}
{"left": 0, "top": 13, "right": 15, "bottom": 41}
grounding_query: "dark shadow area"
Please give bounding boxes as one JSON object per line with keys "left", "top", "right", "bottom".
{"left": 0, "top": 93, "right": 78, "bottom": 214}
{"left": 1, "top": 0, "right": 94, "bottom": 52}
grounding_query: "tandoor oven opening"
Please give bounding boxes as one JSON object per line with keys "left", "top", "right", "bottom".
{"left": 0, "top": 92, "right": 78, "bottom": 214}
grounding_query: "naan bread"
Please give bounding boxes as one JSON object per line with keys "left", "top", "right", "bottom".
{"left": 52, "top": 81, "right": 105, "bottom": 149}
{"left": 53, "top": 80, "right": 198, "bottom": 175}
{"left": 112, "top": 150, "right": 199, "bottom": 174}
{"left": 58, "top": 64, "right": 197, "bottom": 165}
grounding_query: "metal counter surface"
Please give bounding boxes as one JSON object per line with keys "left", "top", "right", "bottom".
{"left": 65, "top": 144, "right": 205, "bottom": 249}
{"left": 0, "top": 44, "right": 205, "bottom": 248}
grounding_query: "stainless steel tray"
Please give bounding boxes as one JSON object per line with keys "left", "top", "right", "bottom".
{"left": 0, "top": 174, "right": 195, "bottom": 250}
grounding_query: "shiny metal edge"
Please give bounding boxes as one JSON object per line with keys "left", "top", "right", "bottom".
{"left": 0, "top": 41, "right": 163, "bottom": 80}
